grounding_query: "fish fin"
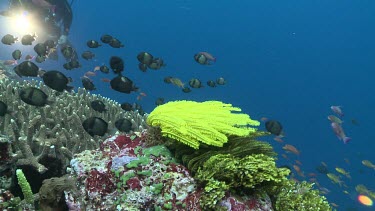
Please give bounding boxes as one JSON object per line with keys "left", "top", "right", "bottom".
{"left": 65, "top": 86, "right": 74, "bottom": 92}
{"left": 343, "top": 137, "right": 351, "bottom": 144}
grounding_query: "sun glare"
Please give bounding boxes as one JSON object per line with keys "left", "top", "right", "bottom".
{"left": 8, "top": 12, "right": 36, "bottom": 35}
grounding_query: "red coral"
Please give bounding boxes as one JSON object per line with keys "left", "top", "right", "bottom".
{"left": 228, "top": 197, "right": 246, "bottom": 211}
{"left": 184, "top": 190, "right": 202, "bottom": 211}
{"left": 86, "top": 169, "right": 115, "bottom": 195}
{"left": 167, "top": 163, "right": 191, "bottom": 177}
{"left": 126, "top": 177, "right": 142, "bottom": 190}
{"left": 101, "top": 135, "right": 143, "bottom": 157}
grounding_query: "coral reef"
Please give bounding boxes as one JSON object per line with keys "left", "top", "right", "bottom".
{"left": 66, "top": 134, "right": 200, "bottom": 210}
{"left": 147, "top": 100, "right": 260, "bottom": 149}
{"left": 0, "top": 78, "right": 148, "bottom": 174}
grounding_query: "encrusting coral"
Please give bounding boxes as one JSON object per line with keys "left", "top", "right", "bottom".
{"left": 146, "top": 100, "right": 260, "bottom": 149}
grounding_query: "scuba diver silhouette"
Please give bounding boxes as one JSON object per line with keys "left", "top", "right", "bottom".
{"left": 1, "top": 0, "right": 77, "bottom": 60}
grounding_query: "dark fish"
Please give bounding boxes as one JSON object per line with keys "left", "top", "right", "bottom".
{"left": 109, "top": 38, "right": 124, "bottom": 48}
{"left": 316, "top": 164, "right": 329, "bottom": 174}
{"left": 216, "top": 77, "right": 226, "bottom": 85}
{"left": 81, "top": 51, "right": 95, "bottom": 60}
{"left": 44, "top": 39, "right": 56, "bottom": 49}
{"left": 155, "top": 98, "right": 165, "bottom": 106}
{"left": 61, "top": 45, "right": 74, "bottom": 59}
{"left": 189, "top": 78, "right": 203, "bottom": 88}
{"left": 1, "top": 34, "right": 18, "bottom": 45}
{"left": 12, "top": 50, "right": 22, "bottom": 60}
{"left": 138, "top": 63, "right": 147, "bottom": 72}
{"left": 42, "top": 70, "right": 73, "bottom": 92}
{"left": 19, "top": 87, "right": 50, "bottom": 107}
{"left": 109, "top": 56, "right": 124, "bottom": 74}
{"left": 148, "top": 58, "right": 165, "bottom": 70}
{"left": 265, "top": 120, "right": 283, "bottom": 136}
{"left": 82, "top": 117, "right": 108, "bottom": 136}
{"left": 35, "top": 56, "right": 46, "bottom": 63}
{"left": 194, "top": 53, "right": 208, "bottom": 65}
{"left": 133, "top": 103, "right": 145, "bottom": 115}
{"left": 110, "top": 75, "right": 138, "bottom": 94}
{"left": 115, "top": 118, "right": 132, "bottom": 132}
{"left": 82, "top": 77, "right": 96, "bottom": 91}
{"left": 100, "top": 34, "right": 113, "bottom": 44}
{"left": 14, "top": 61, "right": 41, "bottom": 77}
{"left": 90, "top": 100, "right": 107, "bottom": 113}
{"left": 120, "top": 102, "right": 133, "bottom": 111}
{"left": 137, "top": 52, "right": 153, "bottom": 65}
{"left": 21, "top": 34, "right": 36, "bottom": 45}
{"left": 34, "top": 43, "right": 48, "bottom": 57}
{"left": 182, "top": 87, "right": 191, "bottom": 93}
{"left": 207, "top": 80, "right": 216, "bottom": 87}
{"left": 99, "top": 65, "right": 110, "bottom": 74}
{"left": 194, "top": 52, "right": 216, "bottom": 65}
{"left": 87, "top": 40, "right": 101, "bottom": 48}
{"left": 0, "top": 101, "right": 9, "bottom": 116}
{"left": 63, "top": 60, "right": 81, "bottom": 70}
{"left": 164, "top": 76, "right": 173, "bottom": 84}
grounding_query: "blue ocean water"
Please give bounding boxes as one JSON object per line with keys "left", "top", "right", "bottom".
{"left": 1, "top": 0, "right": 375, "bottom": 210}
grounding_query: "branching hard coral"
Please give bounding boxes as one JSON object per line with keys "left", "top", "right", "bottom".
{"left": 272, "top": 180, "right": 332, "bottom": 211}
{"left": 0, "top": 78, "right": 148, "bottom": 173}
{"left": 146, "top": 100, "right": 260, "bottom": 149}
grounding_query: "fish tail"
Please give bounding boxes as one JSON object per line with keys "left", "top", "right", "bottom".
{"left": 343, "top": 137, "right": 351, "bottom": 144}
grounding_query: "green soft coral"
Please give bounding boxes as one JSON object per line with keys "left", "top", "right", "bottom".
{"left": 196, "top": 154, "right": 289, "bottom": 189}
{"left": 196, "top": 154, "right": 289, "bottom": 209}
{"left": 176, "top": 135, "right": 277, "bottom": 175}
{"left": 273, "top": 180, "right": 332, "bottom": 211}
{"left": 200, "top": 179, "right": 229, "bottom": 209}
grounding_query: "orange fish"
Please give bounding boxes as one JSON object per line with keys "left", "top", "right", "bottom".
{"left": 309, "top": 178, "right": 317, "bottom": 182}
{"left": 25, "top": 55, "right": 35, "bottom": 60}
{"left": 94, "top": 66, "right": 100, "bottom": 71}
{"left": 101, "top": 78, "right": 111, "bottom": 83}
{"left": 295, "top": 160, "right": 302, "bottom": 166}
{"left": 260, "top": 117, "right": 268, "bottom": 122}
{"left": 3, "top": 60, "right": 17, "bottom": 65}
{"left": 281, "top": 154, "right": 289, "bottom": 160}
{"left": 84, "top": 71, "right": 96, "bottom": 77}
{"left": 273, "top": 136, "right": 284, "bottom": 143}
{"left": 308, "top": 173, "right": 317, "bottom": 177}
{"left": 293, "top": 165, "right": 305, "bottom": 177}
{"left": 282, "top": 144, "right": 300, "bottom": 155}
{"left": 136, "top": 92, "right": 147, "bottom": 101}
{"left": 330, "top": 203, "right": 339, "bottom": 207}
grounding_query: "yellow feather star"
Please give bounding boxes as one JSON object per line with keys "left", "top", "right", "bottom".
{"left": 147, "top": 100, "right": 260, "bottom": 149}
